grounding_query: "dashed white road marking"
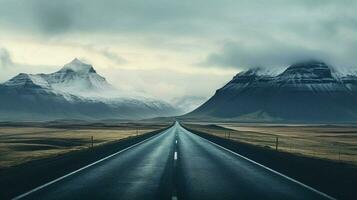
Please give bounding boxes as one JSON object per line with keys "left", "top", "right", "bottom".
{"left": 174, "top": 151, "right": 178, "bottom": 160}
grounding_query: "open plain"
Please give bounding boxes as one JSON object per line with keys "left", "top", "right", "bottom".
{"left": 0, "top": 122, "right": 168, "bottom": 169}
{"left": 183, "top": 123, "right": 357, "bottom": 165}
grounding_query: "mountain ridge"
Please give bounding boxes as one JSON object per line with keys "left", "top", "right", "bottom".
{"left": 186, "top": 60, "right": 357, "bottom": 123}
{"left": 0, "top": 59, "right": 179, "bottom": 121}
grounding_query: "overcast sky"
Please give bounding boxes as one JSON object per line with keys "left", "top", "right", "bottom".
{"left": 1, "top": 0, "right": 357, "bottom": 102}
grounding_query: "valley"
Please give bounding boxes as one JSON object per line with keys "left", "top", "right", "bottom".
{"left": 1, "top": 1, "right": 356, "bottom": 199}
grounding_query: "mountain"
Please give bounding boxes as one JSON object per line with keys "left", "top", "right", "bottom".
{"left": 186, "top": 61, "right": 357, "bottom": 123}
{"left": 0, "top": 59, "right": 179, "bottom": 121}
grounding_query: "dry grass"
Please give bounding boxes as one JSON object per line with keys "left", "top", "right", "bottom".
{"left": 0, "top": 123, "right": 168, "bottom": 169}
{"left": 184, "top": 123, "right": 357, "bottom": 165}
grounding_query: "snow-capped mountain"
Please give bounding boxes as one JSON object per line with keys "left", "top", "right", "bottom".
{"left": 44, "top": 58, "right": 114, "bottom": 96}
{"left": 0, "top": 59, "right": 179, "bottom": 121}
{"left": 4, "top": 58, "right": 114, "bottom": 97}
{"left": 186, "top": 60, "right": 357, "bottom": 122}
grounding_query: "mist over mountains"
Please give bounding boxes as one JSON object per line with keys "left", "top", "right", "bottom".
{"left": 2, "top": 58, "right": 357, "bottom": 123}
{"left": 0, "top": 59, "right": 179, "bottom": 121}
{"left": 186, "top": 60, "right": 357, "bottom": 123}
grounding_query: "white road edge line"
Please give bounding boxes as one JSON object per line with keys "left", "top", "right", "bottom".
{"left": 12, "top": 128, "right": 172, "bottom": 200}
{"left": 182, "top": 127, "right": 336, "bottom": 200}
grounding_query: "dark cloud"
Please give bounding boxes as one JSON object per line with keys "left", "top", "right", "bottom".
{"left": 32, "top": 1, "right": 78, "bottom": 34}
{"left": 2, "top": 0, "right": 352, "bottom": 36}
{"left": 0, "top": 48, "right": 13, "bottom": 68}
{"left": 0, "top": 0, "right": 357, "bottom": 68}
{"left": 0, "top": 0, "right": 208, "bottom": 35}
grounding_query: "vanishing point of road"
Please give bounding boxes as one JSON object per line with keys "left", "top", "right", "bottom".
{"left": 13, "top": 122, "right": 334, "bottom": 200}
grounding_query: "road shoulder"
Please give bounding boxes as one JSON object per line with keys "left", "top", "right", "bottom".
{"left": 183, "top": 125, "right": 357, "bottom": 200}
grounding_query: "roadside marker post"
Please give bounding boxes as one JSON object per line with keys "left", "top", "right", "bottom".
{"left": 275, "top": 136, "right": 279, "bottom": 151}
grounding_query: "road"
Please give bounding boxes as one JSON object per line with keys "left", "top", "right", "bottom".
{"left": 13, "top": 122, "right": 334, "bottom": 200}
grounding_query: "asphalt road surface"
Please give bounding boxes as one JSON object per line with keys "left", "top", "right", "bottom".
{"left": 13, "top": 122, "right": 334, "bottom": 200}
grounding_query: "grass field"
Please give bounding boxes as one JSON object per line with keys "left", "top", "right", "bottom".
{"left": 0, "top": 123, "right": 168, "bottom": 169}
{"left": 183, "top": 123, "right": 357, "bottom": 165}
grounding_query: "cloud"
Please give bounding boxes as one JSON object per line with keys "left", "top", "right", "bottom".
{"left": 202, "top": 37, "right": 357, "bottom": 71}
{"left": 0, "top": 0, "right": 350, "bottom": 37}
{"left": 0, "top": 48, "right": 14, "bottom": 68}
{"left": 172, "top": 95, "right": 209, "bottom": 114}
{"left": 1, "top": 0, "right": 357, "bottom": 99}
{"left": 32, "top": 1, "right": 77, "bottom": 34}
{"left": 0, "top": 0, "right": 207, "bottom": 36}
{"left": 76, "top": 48, "right": 127, "bottom": 65}
{"left": 48, "top": 41, "right": 128, "bottom": 65}
{"left": 97, "top": 49, "right": 127, "bottom": 65}
{"left": 80, "top": 45, "right": 128, "bottom": 65}
{"left": 201, "top": 40, "right": 332, "bottom": 69}
{"left": 1, "top": 0, "right": 355, "bottom": 67}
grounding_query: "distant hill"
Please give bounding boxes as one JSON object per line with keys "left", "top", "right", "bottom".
{"left": 0, "top": 58, "right": 179, "bottom": 121}
{"left": 185, "top": 61, "right": 357, "bottom": 123}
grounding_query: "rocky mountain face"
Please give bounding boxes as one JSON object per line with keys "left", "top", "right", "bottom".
{"left": 186, "top": 61, "right": 357, "bottom": 122}
{"left": 0, "top": 59, "right": 179, "bottom": 121}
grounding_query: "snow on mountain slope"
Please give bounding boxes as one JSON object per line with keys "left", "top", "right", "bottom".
{"left": 274, "top": 61, "right": 349, "bottom": 92}
{"left": 0, "top": 58, "right": 179, "bottom": 121}
{"left": 221, "top": 61, "right": 355, "bottom": 92}
{"left": 61, "top": 58, "right": 95, "bottom": 73}
{"left": 4, "top": 73, "right": 51, "bottom": 89}
{"left": 277, "top": 61, "right": 334, "bottom": 80}
{"left": 3, "top": 58, "right": 112, "bottom": 95}
{"left": 45, "top": 58, "right": 115, "bottom": 98}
